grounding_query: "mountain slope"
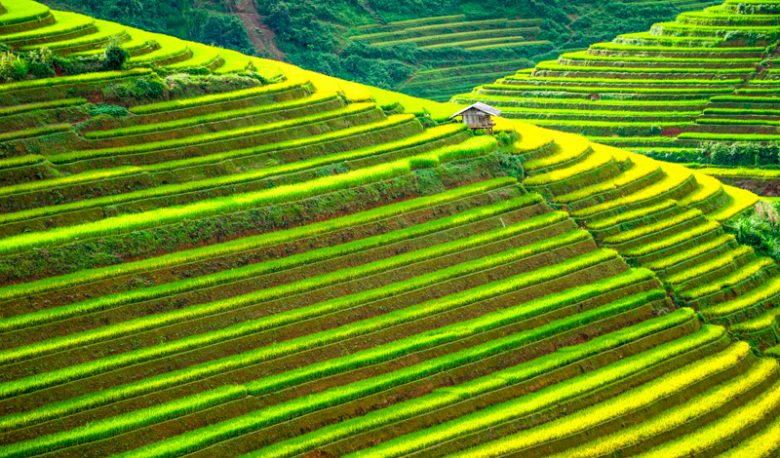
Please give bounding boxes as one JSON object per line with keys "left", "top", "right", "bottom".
{"left": 0, "top": 1, "right": 779, "bottom": 456}
{"left": 456, "top": 0, "right": 780, "bottom": 185}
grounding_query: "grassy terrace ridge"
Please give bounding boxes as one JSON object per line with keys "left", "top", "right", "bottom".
{"left": 1, "top": 0, "right": 780, "bottom": 456}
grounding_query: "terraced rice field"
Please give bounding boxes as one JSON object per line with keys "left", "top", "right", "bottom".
{"left": 349, "top": 15, "right": 552, "bottom": 102}
{"left": 455, "top": 0, "right": 780, "bottom": 181}
{"left": 1, "top": 0, "right": 780, "bottom": 456}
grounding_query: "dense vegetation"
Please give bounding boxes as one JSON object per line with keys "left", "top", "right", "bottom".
{"left": 40, "top": 0, "right": 254, "bottom": 55}
{"left": 2, "top": 0, "right": 780, "bottom": 456}
{"left": 39, "top": 0, "right": 700, "bottom": 99}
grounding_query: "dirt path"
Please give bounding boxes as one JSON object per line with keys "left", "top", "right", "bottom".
{"left": 358, "top": 0, "right": 383, "bottom": 24}
{"left": 228, "top": 0, "right": 285, "bottom": 60}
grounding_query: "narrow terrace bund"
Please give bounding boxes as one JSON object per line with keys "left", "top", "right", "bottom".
{"left": 0, "top": 0, "right": 779, "bottom": 456}
{"left": 455, "top": 0, "right": 780, "bottom": 171}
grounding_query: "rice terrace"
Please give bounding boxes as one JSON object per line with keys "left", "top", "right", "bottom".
{"left": 0, "top": 0, "right": 780, "bottom": 456}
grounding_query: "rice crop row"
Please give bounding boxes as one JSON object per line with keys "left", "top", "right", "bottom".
{"left": 681, "top": 257, "right": 773, "bottom": 299}
{"left": 250, "top": 306, "right": 698, "bottom": 458}
{"left": 0, "top": 265, "right": 654, "bottom": 434}
{"left": 109, "top": 278, "right": 659, "bottom": 458}
{"left": 0, "top": 139, "right": 501, "bottom": 256}
{"left": 0, "top": 177, "right": 515, "bottom": 302}
{"left": 0, "top": 97, "right": 86, "bottom": 116}
{"left": 129, "top": 79, "right": 307, "bottom": 114}
{"left": 52, "top": 102, "right": 378, "bottom": 163}
{"left": 603, "top": 209, "right": 702, "bottom": 244}
{"left": 0, "top": 133, "right": 496, "bottom": 228}
{"left": 0, "top": 231, "right": 601, "bottom": 399}
{"left": 84, "top": 92, "right": 337, "bottom": 139}
{"left": 347, "top": 319, "right": 729, "bottom": 458}
{"left": 640, "top": 379, "right": 780, "bottom": 458}
{"left": 446, "top": 343, "right": 752, "bottom": 458}
{"left": 0, "top": 192, "right": 546, "bottom": 337}
{"left": 0, "top": 123, "right": 70, "bottom": 142}
{"left": 547, "top": 358, "right": 779, "bottom": 458}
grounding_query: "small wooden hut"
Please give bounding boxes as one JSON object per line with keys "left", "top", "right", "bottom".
{"left": 450, "top": 102, "right": 501, "bottom": 134}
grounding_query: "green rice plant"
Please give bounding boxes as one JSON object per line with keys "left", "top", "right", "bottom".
{"left": 345, "top": 321, "right": 731, "bottom": 458}
{"left": 665, "top": 245, "right": 753, "bottom": 285}
{"left": 446, "top": 342, "right": 752, "bottom": 458}
{"left": 0, "top": 153, "right": 425, "bottom": 256}
{"left": 0, "top": 267, "right": 656, "bottom": 434}
{"left": 85, "top": 92, "right": 337, "bottom": 139}
{"left": 0, "top": 165, "right": 142, "bottom": 197}
{"left": 352, "top": 18, "right": 536, "bottom": 42}
{"left": 623, "top": 221, "right": 721, "bottom": 257}
{"left": 550, "top": 358, "right": 779, "bottom": 458}
{"left": 20, "top": 21, "right": 126, "bottom": 52}
{"left": 653, "top": 20, "right": 780, "bottom": 35}
{"left": 575, "top": 171, "right": 694, "bottom": 220}
{"left": 244, "top": 304, "right": 696, "bottom": 458}
{"left": 681, "top": 257, "right": 773, "bottom": 299}
{"left": 0, "top": 192, "right": 545, "bottom": 337}
{"left": 0, "top": 177, "right": 515, "bottom": 303}
{"left": 557, "top": 159, "right": 662, "bottom": 206}
{"left": 51, "top": 102, "right": 378, "bottom": 163}
{"left": 129, "top": 79, "right": 306, "bottom": 114}
{"left": 696, "top": 117, "right": 780, "bottom": 126}
{"left": 720, "top": 414, "right": 780, "bottom": 458}
{"left": 524, "top": 149, "right": 612, "bottom": 186}
{"left": 590, "top": 42, "right": 763, "bottom": 54}
{"left": 107, "top": 280, "right": 660, "bottom": 458}
{"left": 0, "top": 68, "right": 150, "bottom": 94}
{"left": 588, "top": 200, "right": 678, "bottom": 232}
{"left": 0, "top": 118, "right": 448, "bottom": 199}
{"left": 535, "top": 61, "right": 753, "bottom": 74}
{"left": 507, "top": 76, "right": 742, "bottom": 86}
{"left": 0, "top": 11, "right": 94, "bottom": 43}
{"left": 0, "top": 154, "right": 45, "bottom": 170}
{"left": 560, "top": 50, "right": 757, "bottom": 65}
{"left": 523, "top": 137, "right": 591, "bottom": 171}
{"left": 645, "top": 233, "right": 735, "bottom": 271}
{"left": 0, "top": 123, "right": 70, "bottom": 141}
{"left": 0, "top": 384, "right": 247, "bottom": 458}
{"left": 353, "top": 14, "right": 464, "bottom": 32}
{"left": 703, "top": 277, "right": 780, "bottom": 318}
{"left": 639, "top": 379, "right": 780, "bottom": 458}
{"left": 501, "top": 107, "right": 698, "bottom": 119}
{"left": 482, "top": 83, "right": 734, "bottom": 94}
{"left": 731, "top": 307, "right": 780, "bottom": 332}
{"left": 704, "top": 107, "right": 780, "bottom": 116}
{"left": 0, "top": 232, "right": 604, "bottom": 399}
{"left": 710, "top": 95, "right": 780, "bottom": 103}
{"left": 0, "top": 0, "right": 49, "bottom": 26}
{"left": 0, "top": 97, "right": 86, "bottom": 116}
{"left": 139, "top": 110, "right": 432, "bottom": 173}
{"left": 603, "top": 208, "right": 703, "bottom": 245}
{"left": 0, "top": 131, "right": 495, "bottom": 227}
{"left": 454, "top": 93, "right": 709, "bottom": 109}
{"left": 520, "top": 119, "right": 692, "bottom": 129}
{"left": 370, "top": 28, "right": 538, "bottom": 47}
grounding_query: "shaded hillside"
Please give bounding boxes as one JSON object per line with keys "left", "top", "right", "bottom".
{"left": 38, "top": 0, "right": 712, "bottom": 100}
{"left": 0, "top": 1, "right": 779, "bottom": 456}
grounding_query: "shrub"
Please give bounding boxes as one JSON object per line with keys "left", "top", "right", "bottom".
{"left": 103, "top": 39, "right": 129, "bottom": 71}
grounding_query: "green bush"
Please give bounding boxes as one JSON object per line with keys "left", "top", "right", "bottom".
{"left": 103, "top": 40, "right": 129, "bottom": 71}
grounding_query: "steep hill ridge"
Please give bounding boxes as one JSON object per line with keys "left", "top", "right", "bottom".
{"left": 0, "top": 0, "right": 779, "bottom": 456}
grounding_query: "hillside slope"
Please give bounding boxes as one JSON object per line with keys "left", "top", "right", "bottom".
{"left": 1, "top": 1, "right": 780, "bottom": 456}
{"left": 457, "top": 0, "right": 780, "bottom": 188}
{"left": 39, "top": 0, "right": 717, "bottom": 101}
